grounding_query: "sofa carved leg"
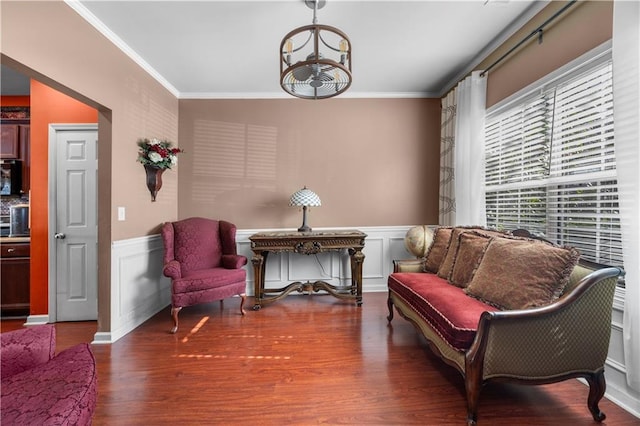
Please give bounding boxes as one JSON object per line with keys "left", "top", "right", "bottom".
{"left": 170, "top": 307, "right": 182, "bottom": 334}
{"left": 464, "top": 363, "right": 482, "bottom": 426}
{"left": 586, "top": 370, "right": 607, "bottom": 422}
{"left": 240, "top": 294, "right": 246, "bottom": 315}
{"left": 386, "top": 294, "right": 394, "bottom": 323}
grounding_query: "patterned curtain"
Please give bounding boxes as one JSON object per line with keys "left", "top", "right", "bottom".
{"left": 439, "top": 71, "right": 487, "bottom": 226}
{"left": 439, "top": 90, "right": 457, "bottom": 226}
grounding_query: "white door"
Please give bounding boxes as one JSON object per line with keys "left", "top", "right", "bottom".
{"left": 50, "top": 125, "right": 98, "bottom": 321}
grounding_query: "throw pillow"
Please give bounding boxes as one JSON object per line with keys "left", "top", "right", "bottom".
{"left": 423, "top": 227, "right": 453, "bottom": 273}
{"left": 449, "top": 231, "right": 492, "bottom": 288}
{"left": 464, "top": 237, "right": 580, "bottom": 310}
{"left": 436, "top": 226, "right": 497, "bottom": 280}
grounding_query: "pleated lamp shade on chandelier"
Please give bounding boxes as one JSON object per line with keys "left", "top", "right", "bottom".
{"left": 280, "top": 0, "right": 352, "bottom": 100}
{"left": 289, "top": 186, "right": 322, "bottom": 232}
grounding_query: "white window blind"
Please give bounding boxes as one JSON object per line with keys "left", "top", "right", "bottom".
{"left": 485, "top": 60, "right": 623, "bottom": 270}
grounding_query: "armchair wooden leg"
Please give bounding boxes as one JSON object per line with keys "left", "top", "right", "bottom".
{"left": 170, "top": 307, "right": 182, "bottom": 334}
{"left": 386, "top": 292, "right": 394, "bottom": 322}
{"left": 586, "top": 370, "right": 607, "bottom": 422}
{"left": 240, "top": 294, "right": 246, "bottom": 315}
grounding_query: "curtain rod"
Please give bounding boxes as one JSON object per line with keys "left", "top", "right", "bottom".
{"left": 480, "top": 0, "right": 578, "bottom": 77}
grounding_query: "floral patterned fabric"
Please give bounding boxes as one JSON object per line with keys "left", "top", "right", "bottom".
{"left": 1, "top": 324, "right": 56, "bottom": 379}
{"left": 1, "top": 326, "right": 97, "bottom": 425}
{"left": 161, "top": 217, "right": 247, "bottom": 310}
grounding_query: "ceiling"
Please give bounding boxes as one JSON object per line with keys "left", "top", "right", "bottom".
{"left": 3, "top": 1, "right": 548, "bottom": 99}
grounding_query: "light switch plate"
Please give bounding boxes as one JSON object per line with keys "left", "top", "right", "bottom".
{"left": 118, "top": 207, "right": 126, "bottom": 221}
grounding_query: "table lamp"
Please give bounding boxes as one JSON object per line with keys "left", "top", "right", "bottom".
{"left": 289, "top": 186, "right": 321, "bottom": 232}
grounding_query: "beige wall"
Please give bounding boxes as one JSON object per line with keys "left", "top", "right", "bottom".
{"left": 178, "top": 98, "right": 441, "bottom": 229}
{"left": 1, "top": 1, "right": 180, "bottom": 241}
{"left": 1, "top": 1, "right": 179, "bottom": 331}
{"left": 480, "top": 1, "right": 613, "bottom": 108}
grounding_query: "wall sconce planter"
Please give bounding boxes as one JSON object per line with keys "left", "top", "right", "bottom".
{"left": 136, "top": 137, "right": 183, "bottom": 202}
{"left": 144, "top": 164, "right": 164, "bottom": 202}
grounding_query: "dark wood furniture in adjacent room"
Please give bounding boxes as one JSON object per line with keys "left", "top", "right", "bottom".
{"left": 249, "top": 230, "right": 366, "bottom": 310}
{"left": 1, "top": 239, "right": 30, "bottom": 317}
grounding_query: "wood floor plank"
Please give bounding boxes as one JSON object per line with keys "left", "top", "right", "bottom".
{"left": 2, "top": 292, "right": 639, "bottom": 425}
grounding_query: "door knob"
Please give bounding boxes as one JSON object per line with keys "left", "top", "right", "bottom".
{"left": 54, "top": 233, "right": 66, "bottom": 239}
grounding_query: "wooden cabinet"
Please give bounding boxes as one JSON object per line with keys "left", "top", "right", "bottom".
{"left": 19, "top": 125, "right": 30, "bottom": 193}
{"left": 1, "top": 124, "right": 20, "bottom": 159}
{"left": 0, "top": 122, "right": 30, "bottom": 193}
{"left": 1, "top": 241, "right": 30, "bottom": 317}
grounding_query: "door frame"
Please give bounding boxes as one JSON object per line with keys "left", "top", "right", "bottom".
{"left": 47, "top": 123, "right": 98, "bottom": 323}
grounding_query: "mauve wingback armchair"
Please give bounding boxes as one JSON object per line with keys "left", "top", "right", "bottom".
{"left": 161, "top": 217, "right": 248, "bottom": 333}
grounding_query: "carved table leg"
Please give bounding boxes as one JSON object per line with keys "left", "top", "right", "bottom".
{"left": 349, "top": 248, "right": 365, "bottom": 306}
{"left": 251, "top": 251, "right": 267, "bottom": 310}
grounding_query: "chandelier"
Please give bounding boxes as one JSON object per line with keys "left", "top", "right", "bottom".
{"left": 280, "top": 0, "right": 352, "bottom": 100}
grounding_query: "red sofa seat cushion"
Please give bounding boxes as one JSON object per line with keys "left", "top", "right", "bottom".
{"left": 388, "top": 272, "right": 498, "bottom": 351}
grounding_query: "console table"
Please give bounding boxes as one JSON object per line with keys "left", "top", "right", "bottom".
{"left": 249, "top": 230, "right": 367, "bottom": 310}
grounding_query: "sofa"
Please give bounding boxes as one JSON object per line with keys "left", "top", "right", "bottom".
{"left": 387, "top": 226, "right": 624, "bottom": 426}
{"left": 1, "top": 324, "right": 97, "bottom": 425}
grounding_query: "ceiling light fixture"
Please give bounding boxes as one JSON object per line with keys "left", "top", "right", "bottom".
{"left": 280, "top": 0, "right": 352, "bottom": 100}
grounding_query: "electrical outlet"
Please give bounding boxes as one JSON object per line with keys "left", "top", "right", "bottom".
{"left": 118, "top": 207, "right": 126, "bottom": 221}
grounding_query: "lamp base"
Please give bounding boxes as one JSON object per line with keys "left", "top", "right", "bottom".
{"left": 298, "top": 225, "right": 312, "bottom": 233}
{"left": 298, "top": 205, "right": 312, "bottom": 232}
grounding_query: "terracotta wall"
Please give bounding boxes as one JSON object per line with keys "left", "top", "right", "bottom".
{"left": 178, "top": 98, "right": 441, "bottom": 229}
{"left": 479, "top": 1, "right": 613, "bottom": 108}
{"left": 29, "top": 80, "right": 98, "bottom": 315}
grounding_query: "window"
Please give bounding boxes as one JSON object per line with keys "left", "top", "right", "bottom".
{"left": 484, "top": 53, "right": 623, "bottom": 279}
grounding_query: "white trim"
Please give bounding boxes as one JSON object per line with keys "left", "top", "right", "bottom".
{"left": 24, "top": 314, "right": 49, "bottom": 326}
{"left": 63, "top": 0, "right": 180, "bottom": 97}
{"left": 177, "top": 91, "right": 438, "bottom": 100}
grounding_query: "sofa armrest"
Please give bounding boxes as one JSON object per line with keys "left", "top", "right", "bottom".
{"left": 163, "top": 260, "right": 182, "bottom": 279}
{"left": 1, "top": 325, "right": 56, "bottom": 379}
{"left": 222, "top": 254, "right": 248, "bottom": 270}
{"left": 393, "top": 259, "right": 424, "bottom": 273}
{"left": 467, "top": 266, "right": 623, "bottom": 381}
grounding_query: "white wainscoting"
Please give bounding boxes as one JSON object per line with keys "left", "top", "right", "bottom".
{"left": 236, "top": 226, "right": 413, "bottom": 294}
{"left": 101, "top": 226, "right": 640, "bottom": 418}
{"left": 602, "top": 296, "right": 640, "bottom": 418}
{"left": 101, "top": 235, "right": 171, "bottom": 344}
{"left": 101, "top": 225, "right": 412, "bottom": 344}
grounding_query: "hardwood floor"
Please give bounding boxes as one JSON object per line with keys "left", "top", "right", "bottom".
{"left": 2, "top": 292, "right": 639, "bottom": 425}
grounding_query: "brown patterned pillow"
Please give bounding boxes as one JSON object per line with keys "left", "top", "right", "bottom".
{"left": 437, "top": 226, "right": 502, "bottom": 280}
{"left": 423, "top": 227, "right": 453, "bottom": 273}
{"left": 449, "top": 231, "right": 492, "bottom": 288}
{"left": 464, "top": 237, "right": 580, "bottom": 310}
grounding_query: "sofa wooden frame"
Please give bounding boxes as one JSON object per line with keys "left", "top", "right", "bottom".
{"left": 387, "top": 230, "right": 624, "bottom": 425}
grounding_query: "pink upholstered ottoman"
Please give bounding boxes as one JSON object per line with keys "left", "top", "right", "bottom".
{"left": 1, "top": 325, "right": 97, "bottom": 425}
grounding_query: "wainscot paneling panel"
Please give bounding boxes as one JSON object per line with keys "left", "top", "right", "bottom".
{"left": 236, "top": 226, "right": 414, "bottom": 296}
{"left": 104, "top": 235, "right": 171, "bottom": 344}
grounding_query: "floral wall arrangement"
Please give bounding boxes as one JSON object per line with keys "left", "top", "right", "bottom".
{"left": 137, "top": 138, "right": 183, "bottom": 201}
{"left": 137, "top": 137, "right": 183, "bottom": 169}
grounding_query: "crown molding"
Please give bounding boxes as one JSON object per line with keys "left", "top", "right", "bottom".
{"left": 64, "top": 0, "right": 180, "bottom": 98}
